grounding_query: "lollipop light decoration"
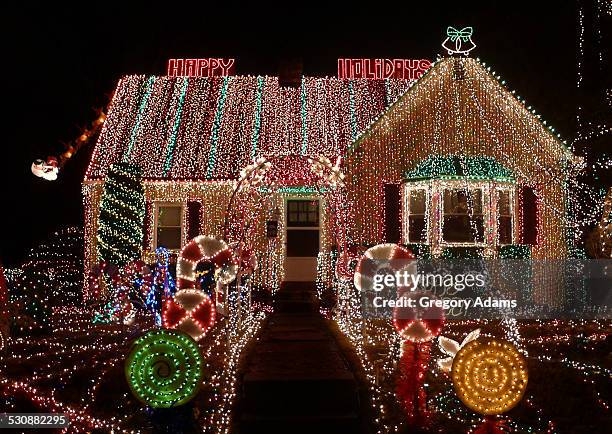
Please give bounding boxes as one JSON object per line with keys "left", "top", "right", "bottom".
{"left": 353, "top": 243, "right": 446, "bottom": 427}
{"left": 451, "top": 339, "right": 528, "bottom": 433}
{"left": 353, "top": 243, "right": 415, "bottom": 292}
{"left": 125, "top": 329, "right": 203, "bottom": 408}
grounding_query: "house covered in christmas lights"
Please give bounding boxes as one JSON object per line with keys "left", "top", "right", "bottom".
{"left": 83, "top": 56, "right": 578, "bottom": 290}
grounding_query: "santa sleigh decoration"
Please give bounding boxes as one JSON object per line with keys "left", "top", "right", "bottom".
{"left": 31, "top": 157, "right": 59, "bottom": 181}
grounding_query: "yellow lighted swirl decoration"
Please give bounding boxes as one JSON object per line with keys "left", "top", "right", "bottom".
{"left": 451, "top": 339, "right": 528, "bottom": 415}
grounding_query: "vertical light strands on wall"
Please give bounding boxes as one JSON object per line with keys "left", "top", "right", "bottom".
{"left": 96, "top": 163, "right": 145, "bottom": 266}
{"left": 300, "top": 78, "right": 308, "bottom": 155}
{"left": 251, "top": 77, "right": 264, "bottom": 160}
{"left": 85, "top": 75, "right": 412, "bottom": 181}
{"left": 343, "top": 56, "right": 582, "bottom": 264}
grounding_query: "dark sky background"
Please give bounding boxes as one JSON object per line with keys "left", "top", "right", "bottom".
{"left": 1, "top": 2, "right": 607, "bottom": 266}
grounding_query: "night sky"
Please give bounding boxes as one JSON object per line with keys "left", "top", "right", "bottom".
{"left": 2, "top": 2, "right": 604, "bottom": 266}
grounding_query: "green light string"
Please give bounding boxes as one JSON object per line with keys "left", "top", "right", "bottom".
{"left": 258, "top": 186, "right": 326, "bottom": 194}
{"left": 124, "top": 76, "right": 156, "bottom": 162}
{"left": 404, "top": 155, "right": 514, "bottom": 182}
{"left": 348, "top": 80, "right": 357, "bottom": 141}
{"left": 162, "top": 78, "right": 189, "bottom": 176}
{"left": 206, "top": 77, "right": 230, "bottom": 179}
{"left": 301, "top": 77, "right": 308, "bottom": 155}
{"left": 251, "top": 77, "right": 264, "bottom": 160}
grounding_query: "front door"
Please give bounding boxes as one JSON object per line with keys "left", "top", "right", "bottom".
{"left": 284, "top": 199, "right": 320, "bottom": 281}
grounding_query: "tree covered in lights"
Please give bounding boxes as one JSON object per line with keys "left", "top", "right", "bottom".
{"left": 8, "top": 227, "right": 85, "bottom": 335}
{"left": 97, "top": 163, "right": 145, "bottom": 266}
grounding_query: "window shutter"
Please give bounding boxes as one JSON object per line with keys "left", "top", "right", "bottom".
{"left": 142, "top": 201, "right": 153, "bottom": 251}
{"left": 187, "top": 201, "right": 202, "bottom": 240}
{"left": 384, "top": 183, "right": 401, "bottom": 243}
{"left": 520, "top": 187, "right": 538, "bottom": 245}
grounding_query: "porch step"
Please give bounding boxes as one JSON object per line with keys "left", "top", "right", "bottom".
{"left": 273, "top": 281, "right": 318, "bottom": 313}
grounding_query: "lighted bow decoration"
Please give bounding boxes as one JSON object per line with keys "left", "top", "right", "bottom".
{"left": 31, "top": 110, "right": 106, "bottom": 181}
{"left": 236, "top": 156, "right": 272, "bottom": 191}
{"left": 437, "top": 328, "right": 481, "bottom": 372}
{"left": 308, "top": 155, "right": 345, "bottom": 188}
{"left": 442, "top": 26, "right": 476, "bottom": 55}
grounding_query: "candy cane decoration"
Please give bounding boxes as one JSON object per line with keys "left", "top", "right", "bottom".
{"left": 176, "top": 236, "right": 237, "bottom": 289}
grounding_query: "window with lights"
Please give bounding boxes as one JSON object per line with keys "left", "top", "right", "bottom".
{"left": 154, "top": 204, "right": 184, "bottom": 250}
{"left": 401, "top": 156, "right": 518, "bottom": 255}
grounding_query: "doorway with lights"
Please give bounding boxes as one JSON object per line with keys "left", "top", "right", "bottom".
{"left": 283, "top": 198, "right": 320, "bottom": 281}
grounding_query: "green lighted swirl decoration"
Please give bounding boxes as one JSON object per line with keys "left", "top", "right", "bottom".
{"left": 125, "top": 329, "right": 203, "bottom": 408}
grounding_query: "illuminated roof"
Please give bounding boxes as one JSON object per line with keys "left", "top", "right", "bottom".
{"left": 341, "top": 57, "right": 577, "bottom": 191}
{"left": 86, "top": 75, "right": 412, "bottom": 180}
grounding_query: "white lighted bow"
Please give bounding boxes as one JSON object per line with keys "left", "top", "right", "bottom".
{"left": 437, "top": 328, "right": 481, "bottom": 372}
{"left": 236, "top": 156, "right": 272, "bottom": 190}
{"left": 308, "top": 155, "right": 345, "bottom": 188}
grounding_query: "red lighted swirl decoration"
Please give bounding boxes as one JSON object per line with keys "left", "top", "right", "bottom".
{"left": 163, "top": 236, "right": 237, "bottom": 341}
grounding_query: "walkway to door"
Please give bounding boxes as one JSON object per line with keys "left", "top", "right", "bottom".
{"left": 236, "top": 282, "right": 364, "bottom": 434}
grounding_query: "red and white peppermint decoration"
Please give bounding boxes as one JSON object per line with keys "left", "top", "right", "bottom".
{"left": 163, "top": 289, "right": 215, "bottom": 341}
{"left": 166, "top": 235, "right": 236, "bottom": 340}
{"left": 353, "top": 243, "right": 416, "bottom": 292}
{"left": 393, "top": 291, "right": 445, "bottom": 343}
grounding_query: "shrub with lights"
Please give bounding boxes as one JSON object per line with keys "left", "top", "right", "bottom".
{"left": 20, "top": 227, "right": 84, "bottom": 305}
{"left": 10, "top": 267, "right": 51, "bottom": 335}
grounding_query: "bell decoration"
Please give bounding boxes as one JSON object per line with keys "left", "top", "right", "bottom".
{"left": 442, "top": 26, "right": 476, "bottom": 56}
